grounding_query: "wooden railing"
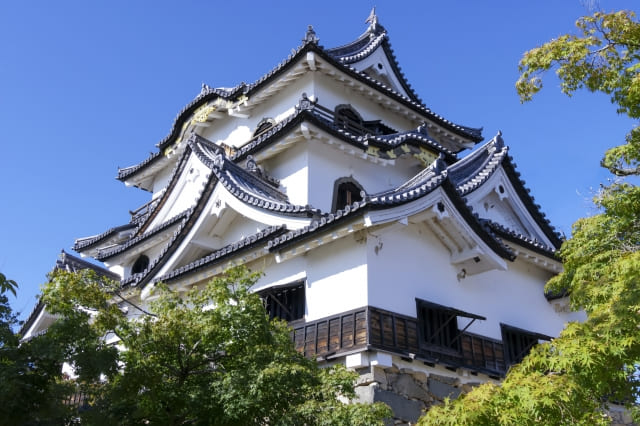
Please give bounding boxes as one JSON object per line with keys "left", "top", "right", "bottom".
{"left": 292, "top": 308, "right": 368, "bottom": 358}
{"left": 291, "top": 306, "right": 506, "bottom": 376}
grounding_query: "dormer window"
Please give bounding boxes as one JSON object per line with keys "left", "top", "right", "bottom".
{"left": 334, "top": 104, "right": 396, "bottom": 136}
{"left": 253, "top": 118, "right": 276, "bottom": 137}
{"left": 332, "top": 178, "right": 364, "bottom": 212}
{"left": 131, "top": 255, "right": 149, "bottom": 275}
{"left": 335, "top": 105, "right": 364, "bottom": 134}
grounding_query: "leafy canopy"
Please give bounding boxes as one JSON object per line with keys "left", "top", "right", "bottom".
{"left": 0, "top": 272, "right": 113, "bottom": 425}
{"left": 421, "top": 9, "right": 640, "bottom": 426}
{"left": 41, "top": 265, "right": 391, "bottom": 425}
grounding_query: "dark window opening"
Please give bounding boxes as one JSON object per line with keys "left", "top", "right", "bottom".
{"left": 335, "top": 105, "right": 363, "bottom": 131}
{"left": 416, "top": 299, "right": 486, "bottom": 353}
{"left": 131, "top": 255, "right": 149, "bottom": 275}
{"left": 259, "top": 281, "right": 305, "bottom": 322}
{"left": 253, "top": 118, "right": 276, "bottom": 137}
{"left": 333, "top": 178, "right": 364, "bottom": 212}
{"left": 334, "top": 104, "right": 396, "bottom": 136}
{"left": 501, "top": 323, "right": 551, "bottom": 366}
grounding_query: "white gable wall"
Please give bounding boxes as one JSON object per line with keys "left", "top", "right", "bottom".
{"left": 313, "top": 72, "right": 417, "bottom": 132}
{"left": 147, "top": 152, "right": 209, "bottom": 230}
{"left": 366, "top": 221, "right": 566, "bottom": 341}
{"left": 306, "top": 139, "right": 419, "bottom": 212}
{"left": 262, "top": 142, "right": 309, "bottom": 206}
{"left": 199, "top": 73, "right": 315, "bottom": 149}
{"left": 349, "top": 46, "right": 411, "bottom": 99}
{"left": 465, "top": 167, "right": 554, "bottom": 247}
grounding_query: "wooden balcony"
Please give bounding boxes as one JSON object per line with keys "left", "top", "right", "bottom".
{"left": 291, "top": 306, "right": 506, "bottom": 376}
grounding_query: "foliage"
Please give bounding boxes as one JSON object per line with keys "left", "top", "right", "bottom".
{"left": 42, "top": 265, "right": 391, "bottom": 425}
{"left": 421, "top": 9, "right": 640, "bottom": 426}
{"left": 0, "top": 272, "right": 112, "bottom": 425}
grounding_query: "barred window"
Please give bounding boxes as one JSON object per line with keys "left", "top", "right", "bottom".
{"left": 259, "top": 281, "right": 305, "bottom": 322}
{"left": 501, "top": 323, "right": 551, "bottom": 366}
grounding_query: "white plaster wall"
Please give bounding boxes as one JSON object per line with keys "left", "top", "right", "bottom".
{"left": 199, "top": 73, "right": 314, "bottom": 149}
{"left": 152, "top": 165, "right": 173, "bottom": 196}
{"left": 254, "top": 255, "right": 308, "bottom": 293}
{"left": 306, "top": 140, "right": 418, "bottom": 212}
{"left": 217, "top": 215, "right": 270, "bottom": 247}
{"left": 366, "top": 222, "right": 569, "bottom": 341}
{"left": 304, "top": 234, "right": 369, "bottom": 321}
{"left": 262, "top": 142, "right": 309, "bottom": 206}
{"left": 313, "top": 72, "right": 416, "bottom": 132}
{"left": 464, "top": 168, "right": 553, "bottom": 248}
{"left": 147, "top": 153, "right": 209, "bottom": 231}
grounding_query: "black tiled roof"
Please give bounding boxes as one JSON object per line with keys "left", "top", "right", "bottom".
{"left": 449, "top": 132, "right": 507, "bottom": 195}
{"left": 73, "top": 223, "right": 137, "bottom": 252}
{"left": 501, "top": 155, "right": 563, "bottom": 249}
{"left": 231, "top": 100, "right": 457, "bottom": 164}
{"left": 157, "top": 225, "right": 286, "bottom": 284}
{"left": 117, "top": 151, "right": 162, "bottom": 182}
{"left": 268, "top": 200, "right": 368, "bottom": 252}
{"left": 484, "top": 220, "right": 558, "bottom": 260}
{"left": 267, "top": 156, "right": 514, "bottom": 261}
{"left": 96, "top": 209, "right": 191, "bottom": 261}
{"left": 118, "top": 22, "right": 483, "bottom": 182}
{"left": 57, "top": 250, "right": 120, "bottom": 280}
{"left": 134, "top": 145, "right": 193, "bottom": 236}
{"left": 119, "top": 170, "right": 220, "bottom": 288}
{"left": 190, "top": 134, "right": 320, "bottom": 217}
{"left": 326, "top": 19, "right": 423, "bottom": 105}
{"left": 448, "top": 132, "right": 563, "bottom": 249}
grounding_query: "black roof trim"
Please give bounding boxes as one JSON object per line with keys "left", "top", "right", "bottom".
{"left": 96, "top": 209, "right": 190, "bottom": 261}
{"left": 500, "top": 323, "right": 553, "bottom": 342}
{"left": 449, "top": 132, "right": 563, "bottom": 249}
{"left": 157, "top": 225, "right": 286, "bottom": 284}
{"left": 134, "top": 145, "right": 193, "bottom": 236}
{"left": 189, "top": 134, "right": 320, "bottom": 218}
{"left": 449, "top": 133, "right": 508, "bottom": 195}
{"left": 120, "top": 26, "right": 484, "bottom": 181}
{"left": 231, "top": 101, "right": 457, "bottom": 164}
{"left": 120, "top": 170, "right": 220, "bottom": 289}
{"left": 267, "top": 200, "right": 368, "bottom": 253}
{"left": 117, "top": 151, "right": 163, "bottom": 182}
{"left": 268, "top": 157, "right": 514, "bottom": 261}
{"left": 325, "top": 15, "right": 422, "bottom": 104}
{"left": 485, "top": 220, "right": 559, "bottom": 261}
{"left": 501, "top": 155, "right": 563, "bottom": 249}
{"left": 73, "top": 223, "right": 137, "bottom": 252}
{"left": 415, "top": 298, "right": 486, "bottom": 321}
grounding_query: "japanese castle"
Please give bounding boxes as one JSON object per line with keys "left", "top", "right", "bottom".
{"left": 23, "top": 11, "right": 579, "bottom": 422}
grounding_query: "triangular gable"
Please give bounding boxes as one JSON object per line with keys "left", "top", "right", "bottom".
{"left": 449, "top": 133, "right": 562, "bottom": 250}
{"left": 326, "top": 11, "right": 418, "bottom": 102}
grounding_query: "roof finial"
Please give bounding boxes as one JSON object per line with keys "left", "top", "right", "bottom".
{"left": 495, "top": 130, "right": 504, "bottom": 149}
{"left": 303, "top": 25, "right": 319, "bottom": 44}
{"left": 365, "top": 7, "right": 378, "bottom": 31}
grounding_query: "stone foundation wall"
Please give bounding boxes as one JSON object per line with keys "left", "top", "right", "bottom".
{"left": 353, "top": 362, "right": 637, "bottom": 425}
{"left": 354, "top": 364, "right": 480, "bottom": 425}
{"left": 609, "top": 407, "right": 636, "bottom": 426}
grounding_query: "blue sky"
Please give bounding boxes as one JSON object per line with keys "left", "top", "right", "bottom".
{"left": 1, "top": 1, "right": 637, "bottom": 320}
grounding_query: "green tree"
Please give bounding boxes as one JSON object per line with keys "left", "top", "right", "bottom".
{"left": 421, "top": 10, "right": 640, "bottom": 425}
{"left": 42, "top": 266, "right": 390, "bottom": 425}
{"left": 0, "top": 272, "right": 113, "bottom": 425}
